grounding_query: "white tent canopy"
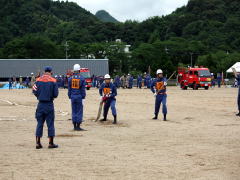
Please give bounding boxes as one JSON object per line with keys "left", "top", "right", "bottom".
{"left": 226, "top": 62, "right": 240, "bottom": 73}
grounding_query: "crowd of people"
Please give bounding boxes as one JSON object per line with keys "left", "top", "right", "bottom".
{"left": 91, "top": 73, "right": 153, "bottom": 89}
{"left": 7, "top": 73, "right": 70, "bottom": 90}
{"left": 8, "top": 73, "right": 37, "bottom": 89}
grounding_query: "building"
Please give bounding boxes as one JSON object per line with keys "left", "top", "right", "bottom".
{"left": 0, "top": 59, "right": 109, "bottom": 80}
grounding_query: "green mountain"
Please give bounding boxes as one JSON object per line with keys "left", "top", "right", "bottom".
{"left": 95, "top": 10, "right": 119, "bottom": 23}
{"left": 0, "top": 0, "right": 101, "bottom": 46}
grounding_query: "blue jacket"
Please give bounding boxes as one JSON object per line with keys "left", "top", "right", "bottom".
{"left": 129, "top": 76, "right": 133, "bottom": 83}
{"left": 114, "top": 76, "right": 120, "bottom": 84}
{"left": 99, "top": 82, "right": 117, "bottom": 99}
{"left": 137, "top": 76, "right": 142, "bottom": 82}
{"left": 33, "top": 74, "right": 59, "bottom": 102}
{"left": 68, "top": 74, "right": 86, "bottom": 100}
{"left": 236, "top": 75, "right": 240, "bottom": 86}
{"left": 151, "top": 77, "right": 167, "bottom": 94}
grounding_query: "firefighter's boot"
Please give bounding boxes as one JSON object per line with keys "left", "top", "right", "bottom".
{"left": 163, "top": 114, "right": 167, "bottom": 121}
{"left": 36, "top": 136, "right": 43, "bottom": 149}
{"left": 113, "top": 115, "right": 117, "bottom": 124}
{"left": 48, "top": 137, "right": 58, "bottom": 149}
{"left": 75, "top": 123, "right": 84, "bottom": 131}
{"left": 73, "top": 122, "right": 77, "bottom": 130}
{"left": 236, "top": 112, "right": 240, "bottom": 116}
{"left": 100, "top": 115, "right": 107, "bottom": 122}
{"left": 152, "top": 114, "right": 158, "bottom": 120}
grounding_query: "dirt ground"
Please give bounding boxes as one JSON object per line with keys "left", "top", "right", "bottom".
{"left": 0, "top": 87, "right": 240, "bottom": 180}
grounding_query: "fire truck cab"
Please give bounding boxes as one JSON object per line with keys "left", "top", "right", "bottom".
{"left": 67, "top": 68, "right": 92, "bottom": 90}
{"left": 178, "top": 67, "right": 212, "bottom": 90}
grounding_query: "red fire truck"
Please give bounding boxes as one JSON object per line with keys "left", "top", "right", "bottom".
{"left": 67, "top": 68, "right": 92, "bottom": 90}
{"left": 177, "top": 67, "right": 212, "bottom": 90}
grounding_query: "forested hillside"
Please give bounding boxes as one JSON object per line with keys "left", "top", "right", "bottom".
{"left": 95, "top": 10, "right": 119, "bottom": 23}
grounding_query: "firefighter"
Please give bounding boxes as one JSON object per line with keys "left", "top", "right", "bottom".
{"left": 8, "top": 77, "right": 13, "bottom": 90}
{"left": 32, "top": 66, "right": 59, "bottom": 149}
{"left": 146, "top": 74, "right": 152, "bottom": 89}
{"left": 128, "top": 74, "right": 133, "bottom": 89}
{"left": 26, "top": 76, "right": 30, "bottom": 88}
{"left": 126, "top": 74, "right": 130, "bottom": 88}
{"left": 211, "top": 73, "right": 215, "bottom": 88}
{"left": 99, "top": 74, "right": 117, "bottom": 124}
{"left": 151, "top": 69, "right": 167, "bottom": 121}
{"left": 137, "top": 75, "right": 142, "bottom": 89}
{"left": 68, "top": 64, "right": 86, "bottom": 131}
{"left": 120, "top": 75, "right": 126, "bottom": 89}
{"left": 114, "top": 75, "right": 120, "bottom": 88}
{"left": 217, "top": 73, "right": 222, "bottom": 88}
{"left": 31, "top": 72, "right": 36, "bottom": 87}
{"left": 232, "top": 68, "right": 240, "bottom": 116}
{"left": 19, "top": 76, "right": 23, "bottom": 89}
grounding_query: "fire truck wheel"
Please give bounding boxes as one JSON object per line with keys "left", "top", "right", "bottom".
{"left": 204, "top": 86, "right": 209, "bottom": 90}
{"left": 181, "top": 83, "right": 187, "bottom": 90}
{"left": 193, "top": 83, "right": 198, "bottom": 90}
{"left": 86, "top": 87, "right": 90, "bottom": 90}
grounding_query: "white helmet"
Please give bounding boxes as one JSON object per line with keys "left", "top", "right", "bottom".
{"left": 73, "top": 64, "right": 81, "bottom": 71}
{"left": 156, "top": 69, "right": 163, "bottom": 74}
{"left": 211, "top": 73, "right": 214, "bottom": 76}
{"left": 104, "top": 74, "right": 111, "bottom": 79}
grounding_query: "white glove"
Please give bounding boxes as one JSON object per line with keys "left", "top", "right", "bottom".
{"left": 154, "top": 92, "right": 157, "bottom": 97}
{"left": 164, "top": 82, "right": 167, "bottom": 86}
{"left": 100, "top": 96, "right": 103, "bottom": 100}
{"left": 82, "top": 99, "right": 85, "bottom": 106}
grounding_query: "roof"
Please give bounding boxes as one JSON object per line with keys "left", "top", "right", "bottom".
{"left": 0, "top": 59, "right": 109, "bottom": 78}
{"left": 226, "top": 62, "right": 240, "bottom": 73}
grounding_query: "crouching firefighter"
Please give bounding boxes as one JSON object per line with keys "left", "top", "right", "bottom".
{"left": 99, "top": 74, "right": 117, "bottom": 124}
{"left": 68, "top": 64, "right": 86, "bottom": 131}
{"left": 32, "top": 66, "right": 59, "bottom": 149}
{"left": 151, "top": 69, "right": 168, "bottom": 121}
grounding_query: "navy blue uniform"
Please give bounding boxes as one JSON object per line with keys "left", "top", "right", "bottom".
{"left": 236, "top": 75, "right": 240, "bottom": 111}
{"left": 129, "top": 76, "right": 134, "bottom": 89}
{"left": 146, "top": 75, "right": 151, "bottom": 88}
{"left": 137, "top": 75, "right": 142, "bottom": 89}
{"left": 99, "top": 82, "right": 117, "bottom": 117}
{"left": 217, "top": 76, "right": 222, "bottom": 88}
{"left": 33, "top": 74, "right": 59, "bottom": 137}
{"left": 8, "top": 78, "right": 12, "bottom": 90}
{"left": 151, "top": 77, "right": 167, "bottom": 117}
{"left": 68, "top": 73, "right": 86, "bottom": 124}
{"left": 114, "top": 76, "right": 121, "bottom": 88}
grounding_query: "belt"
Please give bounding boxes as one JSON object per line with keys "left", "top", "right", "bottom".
{"left": 39, "top": 100, "right": 53, "bottom": 103}
{"left": 157, "top": 92, "right": 166, "bottom": 95}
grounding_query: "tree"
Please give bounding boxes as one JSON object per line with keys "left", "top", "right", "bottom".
{"left": 2, "top": 35, "right": 61, "bottom": 59}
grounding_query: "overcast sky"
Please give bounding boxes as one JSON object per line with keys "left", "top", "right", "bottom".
{"left": 61, "top": 0, "right": 189, "bottom": 22}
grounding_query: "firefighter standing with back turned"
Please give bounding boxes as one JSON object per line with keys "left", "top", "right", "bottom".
{"left": 232, "top": 67, "right": 240, "bottom": 116}
{"left": 99, "top": 74, "right": 117, "bottom": 124}
{"left": 33, "top": 66, "right": 59, "bottom": 149}
{"left": 151, "top": 69, "right": 168, "bottom": 121}
{"left": 68, "top": 64, "right": 86, "bottom": 131}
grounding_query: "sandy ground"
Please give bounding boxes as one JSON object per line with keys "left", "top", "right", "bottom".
{"left": 0, "top": 87, "right": 240, "bottom": 180}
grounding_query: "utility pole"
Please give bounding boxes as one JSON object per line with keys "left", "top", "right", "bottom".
{"left": 190, "top": 52, "right": 193, "bottom": 67}
{"left": 65, "top": 41, "right": 69, "bottom": 59}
